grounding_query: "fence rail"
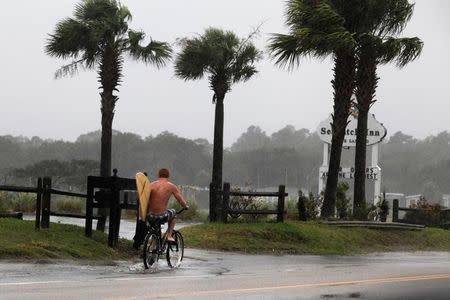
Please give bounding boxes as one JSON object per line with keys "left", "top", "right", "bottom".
{"left": 0, "top": 185, "right": 38, "bottom": 193}
{"left": 392, "top": 199, "right": 450, "bottom": 226}
{"left": 50, "top": 188, "right": 87, "bottom": 198}
{"left": 219, "top": 182, "right": 287, "bottom": 223}
{"left": 1, "top": 171, "right": 141, "bottom": 249}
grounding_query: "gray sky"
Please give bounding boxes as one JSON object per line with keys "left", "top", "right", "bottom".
{"left": 1, "top": 0, "right": 449, "bottom": 146}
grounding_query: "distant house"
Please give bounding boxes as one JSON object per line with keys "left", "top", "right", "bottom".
{"left": 405, "top": 195, "right": 422, "bottom": 208}
{"left": 441, "top": 194, "right": 450, "bottom": 208}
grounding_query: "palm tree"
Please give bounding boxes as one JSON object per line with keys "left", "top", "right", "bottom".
{"left": 45, "top": 0, "right": 172, "bottom": 230}
{"left": 269, "top": 0, "right": 357, "bottom": 217}
{"left": 174, "top": 27, "right": 262, "bottom": 221}
{"left": 352, "top": 1, "right": 423, "bottom": 219}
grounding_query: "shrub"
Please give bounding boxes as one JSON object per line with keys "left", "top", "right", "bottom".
{"left": 336, "top": 182, "right": 351, "bottom": 219}
{"left": 404, "top": 197, "right": 443, "bottom": 227}
{"left": 12, "top": 193, "right": 36, "bottom": 212}
{"left": 56, "top": 197, "right": 84, "bottom": 213}
{"left": 168, "top": 197, "right": 203, "bottom": 221}
{"left": 0, "top": 192, "right": 13, "bottom": 211}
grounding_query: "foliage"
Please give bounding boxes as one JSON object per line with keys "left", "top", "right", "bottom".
{"left": 297, "top": 191, "right": 322, "bottom": 221}
{"left": 175, "top": 27, "right": 262, "bottom": 93}
{"left": 404, "top": 197, "right": 444, "bottom": 227}
{"left": 0, "top": 192, "right": 35, "bottom": 213}
{"left": 55, "top": 197, "right": 85, "bottom": 213}
{"left": 182, "top": 221, "right": 450, "bottom": 255}
{"left": 1, "top": 129, "right": 450, "bottom": 202}
{"left": 168, "top": 197, "right": 204, "bottom": 222}
{"left": 45, "top": 0, "right": 172, "bottom": 78}
{"left": 11, "top": 159, "right": 98, "bottom": 190}
{"left": 335, "top": 181, "right": 351, "bottom": 219}
{"left": 0, "top": 219, "right": 134, "bottom": 260}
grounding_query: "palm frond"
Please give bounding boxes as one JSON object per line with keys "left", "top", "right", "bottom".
{"left": 174, "top": 37, "right": 208, "bottom": 81}
{"left": 127, "top": 30, "right": 172, "bottom": 68}
{"left": 45, "top": 18, "right": 91, "bottom": 59}
{"left": 74, "top": 0, "right": 119, "bottom": 22}
{"left": 378, "top": 36, "right": 423, "bottom": 67}
{"left": 54, "top": 59, "right": 87, "bottom": 79}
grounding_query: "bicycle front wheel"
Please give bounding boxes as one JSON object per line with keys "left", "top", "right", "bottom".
{"left": 166, "top": 230, "right": 184, "bottom": 268}
{"left": 143, "top": 232, "right": 159, "bottom": 270}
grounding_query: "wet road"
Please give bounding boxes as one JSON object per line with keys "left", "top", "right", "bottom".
{"left": 1, "top": 251, "right": 449, "bottom": 299}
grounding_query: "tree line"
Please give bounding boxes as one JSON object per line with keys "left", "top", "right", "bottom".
{"left": 1, "top": 128, "right": 449, "bottom": 203}
{"left": 22, "top": 0, "right": 424, "bottom": 222}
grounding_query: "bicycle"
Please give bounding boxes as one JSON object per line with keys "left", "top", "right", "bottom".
{"left": 143, "top": 208, "right": 186, "bottom": 270}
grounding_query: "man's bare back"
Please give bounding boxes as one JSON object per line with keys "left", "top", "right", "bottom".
{"left": 148, "top": 178, "right": 187, "bottom": 214}
{"left": 147, "top": 168, "right": 188, "bottom": 242}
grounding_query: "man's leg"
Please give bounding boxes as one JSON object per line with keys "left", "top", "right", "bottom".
{"left": 166, "top": 217, "right": 176, "bottom": 242}
{"left": 165, "top": 209, "right": 177, "bottom": 242}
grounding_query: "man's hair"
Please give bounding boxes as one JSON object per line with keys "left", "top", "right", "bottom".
{"left": 158, "top": 168, "right": 170, "bottom": 178}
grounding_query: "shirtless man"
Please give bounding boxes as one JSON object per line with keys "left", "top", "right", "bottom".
{"left": 147, "top": 168, "right": 188, "bottom": 241}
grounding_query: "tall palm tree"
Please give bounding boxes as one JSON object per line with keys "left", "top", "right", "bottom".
{"left": 45, "top": 0, "right": 172, "bottom": 230}
{"left": 352, "top": 1, "right": 423, "bottom": 218}
{"left": 174, "top": 28, "right": 262, "bottom": 221}
{"left": 269, "top": 0, "right": 357, "bottom": 217}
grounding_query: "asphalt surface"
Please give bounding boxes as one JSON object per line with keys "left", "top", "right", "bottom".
{"left": 1, "top": 251, "right": 449, "bottom": 299}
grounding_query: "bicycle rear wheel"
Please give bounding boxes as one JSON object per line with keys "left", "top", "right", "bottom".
{"left": 166, "top": 230, "right": 184, "bottom": 268}
{"left": 143, "top": 232, "right": 159, "bottom": 269}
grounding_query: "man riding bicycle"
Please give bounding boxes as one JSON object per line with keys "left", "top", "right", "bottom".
{"left": 147, "top": 168, "right": 189, "bottom": 242}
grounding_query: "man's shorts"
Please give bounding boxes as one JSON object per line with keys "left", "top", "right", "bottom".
{"left": 146, "top": 209, "right": 176, "bottom": 224}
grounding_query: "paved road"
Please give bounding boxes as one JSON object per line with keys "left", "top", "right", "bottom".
{"left": 1, "top": 251, "right": 449, "bottom": 299}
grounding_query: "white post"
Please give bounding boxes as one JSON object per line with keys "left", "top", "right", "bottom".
{"left": 371, "top": 144, "right": 381, "bottom": 204}
{"left": 318, "top": 143, "right": 329, "bottom": 194}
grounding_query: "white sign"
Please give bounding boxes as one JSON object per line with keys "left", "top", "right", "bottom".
{"left": 317, "top": 114, "right": 387, "bottom": 147}
{"left": 319, "top": 166, "right": 381, "bottom": 181}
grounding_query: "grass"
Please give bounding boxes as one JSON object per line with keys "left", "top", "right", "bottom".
{"left": 181, "top": 221, "right": 450, "bottom": 255}
{"left": 0, "top": 218, "right": 135, "bottom": 261}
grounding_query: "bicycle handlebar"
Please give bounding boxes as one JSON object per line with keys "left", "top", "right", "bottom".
{"left": 177, "top": 207, "right": 188, "bottom": 215}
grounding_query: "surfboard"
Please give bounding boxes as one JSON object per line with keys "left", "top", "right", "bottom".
{"left": 135, "top": 172, "right": 151, "bottom": 221}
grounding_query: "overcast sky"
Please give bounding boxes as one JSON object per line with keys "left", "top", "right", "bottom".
{"left": 1, "top": 0, "right": 449, "bottom": 146}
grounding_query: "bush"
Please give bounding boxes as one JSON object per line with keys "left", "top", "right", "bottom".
{"left": 336, "top": 182, "right": 351, "bottom": 219}
{"left": 11, "top": 193, "right": 36, "bottom": 212}
{"left": 404, "top": 197, "right": 443, "bottom": 227}
{"left": 56, "top": 197, "right": 84, "bottom": 213}
{"left": 168, "top": 197, "right": 204, "bottom": 222}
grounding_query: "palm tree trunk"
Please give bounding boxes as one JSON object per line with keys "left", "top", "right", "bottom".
{"left": 353, "top": 44, "right": 378, "bottom": 220}
{"left": 353, "top": 109, "right": 368, "bottom": 219}
{"left": 96, "top": 45, "right": 122, "bottom": 231}
{"left": 210, "top": 93, "right": 225, "bottom": 222}
{"left": 321, "top": 51, "right": 356, "bottom": 218}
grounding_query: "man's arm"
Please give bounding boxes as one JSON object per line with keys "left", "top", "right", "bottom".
{"left": 172, "top": 184, "right": 189, "bottom": 209}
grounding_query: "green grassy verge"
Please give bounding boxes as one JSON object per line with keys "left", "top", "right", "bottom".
{"left": 181, "top": 221, "right": 450, "bottom": 255}
{"left": 0, "top": 219, "right": 134, "bottom": 261}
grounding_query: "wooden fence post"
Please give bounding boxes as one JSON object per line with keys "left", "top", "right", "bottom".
{"left": 108, "top": 186, "right": 121, "bottom": 248}
{"left": 41, "top": 177, "right": 52, "bottom": 228}
{"left": 35, "top": 178, "right": 42, "bottom": 230}
{"left": 392, "top": 199, "right": 399, "bottom": 223}
{"left": 298, "top": 194, "right": 307, "bottom": 221}
{"left": 85, "top": 177, "right": 94, "bottom": 237}
{"left": 222, "top": 183, "right": 230, "bottom": 223}
{"left": 277, "top": 185, "right": 285, "bottom": 223}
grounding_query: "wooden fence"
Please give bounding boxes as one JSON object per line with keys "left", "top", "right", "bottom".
{"left": 392, "top": 199, "right": 450, "bottom": 227}
{"left": 214, "top": 182, "right": 287, "bottom": 223}
{"left": 0, "top": 171, "right": 140, "bottom": 248}
{"left": 0, "top": 177, "right": 90, "bottom": 229}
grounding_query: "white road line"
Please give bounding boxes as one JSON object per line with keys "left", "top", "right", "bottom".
{"left": 0, "top": 280, "right": 65, "bottom": 286}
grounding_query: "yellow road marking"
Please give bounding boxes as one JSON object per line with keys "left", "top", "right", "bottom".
{"left": 160, "top": 273, "right": 450, "bottom": 297}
